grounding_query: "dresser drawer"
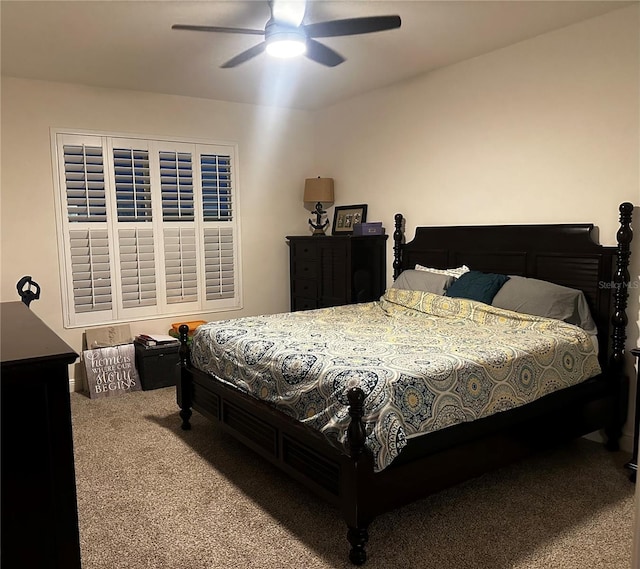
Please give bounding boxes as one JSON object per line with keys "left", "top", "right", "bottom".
{"left": 291, "top": 259, "right": 318, "bottom": 279}
{"left": 290, "top": 240, "right": 318, "bottom": 260}
{"left": 292, "top": 296, "right": 319, "bottom": 311}
{"left": 291, "top": 278, "right": 318, "bottom": 299}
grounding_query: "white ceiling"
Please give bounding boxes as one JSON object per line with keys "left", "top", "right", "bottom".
{"left": 1, "top": 1, "right": 632, "bottom": 111}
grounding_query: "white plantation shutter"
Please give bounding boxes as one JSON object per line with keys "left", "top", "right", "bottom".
{"left": 69, "top": 229, "right": 112, "bottom": 313}
{"left": 201, "top": 153, "right": 233, "bottom": 221}
{"left": 63, "top": 144, "right": 107, "bottom": 222}
{"left": 164, "top": 227, "right": 198, "bottom": 304}
{"left": 118, "top": 228, "right": 156, "bottom": 308}
{"left": 159, "top": 147, "right": 198, "bottom": 306}
{"left": 113, "top": 148, "right": 152, "bottom": 222}
{"left": 204, "top": 228, "right": 235, "bottom": 300}
{"left": 112, "top": 142, "right": 158, "bottom": 314}
{"left": 53, "top": 131, "right": 241, "bottom": 328}
{"left": 59, "top": 138, "right": 114, "bottom": 325}
{"left": 201, "top": 151, "right": 236, "bottom": 302}
{"left": 113, "top": 144, "right": 158, "bottom": 309}
{"left": 160, "top": 151, "right": 194, "bottom": 221}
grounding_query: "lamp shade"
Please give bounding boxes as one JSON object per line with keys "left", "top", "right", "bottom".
{"left": 303, "top": 177, "right": 334, "bottom": 206}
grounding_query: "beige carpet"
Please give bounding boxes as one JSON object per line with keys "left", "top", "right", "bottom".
{"left": 71, "top": 387, "right": 634, "bottom": 569}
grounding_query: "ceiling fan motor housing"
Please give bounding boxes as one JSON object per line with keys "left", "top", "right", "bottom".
{"left": 265, "top": 18, "right": 307, "bottom": 56}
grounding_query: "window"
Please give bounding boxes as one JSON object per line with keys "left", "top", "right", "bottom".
{"left": 52, "top": 131, "right": 241, "bottom": 328}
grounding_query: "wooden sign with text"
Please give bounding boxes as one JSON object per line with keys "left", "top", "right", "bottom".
{"left": 83, "top": 344, "right": 141, "bottom": 399}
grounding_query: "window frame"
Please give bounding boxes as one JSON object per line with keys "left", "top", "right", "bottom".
{"left": 51, "top": 128, "right": 242, "bottom": 329}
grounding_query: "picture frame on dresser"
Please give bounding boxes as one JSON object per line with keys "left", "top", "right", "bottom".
{"left": 332, "top": 204, "right": 367, "bottom": 235}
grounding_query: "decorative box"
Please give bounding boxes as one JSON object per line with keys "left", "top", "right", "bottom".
{"left": 353, "top": 222, "right": 385, "bottom": 236}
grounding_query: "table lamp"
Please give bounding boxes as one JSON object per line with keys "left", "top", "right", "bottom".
{"left": 303, "top": 177, "right": 334, "bottom": 236}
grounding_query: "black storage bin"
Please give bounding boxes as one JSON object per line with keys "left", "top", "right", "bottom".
{"left": 134, "top": 341, "right": 180, "bottom": 390}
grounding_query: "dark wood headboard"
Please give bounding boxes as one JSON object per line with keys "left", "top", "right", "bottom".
{"left": 392, "top": 203, "right": 633, "bottom": 373}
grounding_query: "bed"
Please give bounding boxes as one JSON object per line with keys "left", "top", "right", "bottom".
{"left": 177, "top": 202, "right": 633, "bottom": 565}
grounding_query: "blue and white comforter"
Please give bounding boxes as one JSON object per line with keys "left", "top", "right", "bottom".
{"left": 190, "top": 288, "right": 600, "bottom": 472}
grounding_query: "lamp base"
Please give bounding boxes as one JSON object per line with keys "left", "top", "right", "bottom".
{"left": 308, "top": 202, "right": 329, "bottom": 236}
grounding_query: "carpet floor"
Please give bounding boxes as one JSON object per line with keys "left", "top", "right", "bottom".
{"left": 71, "top": 387, "right": 634, "bottom": 568}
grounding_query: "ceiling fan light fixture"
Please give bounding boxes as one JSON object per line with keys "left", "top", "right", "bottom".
{"left": 265, "top": 30, "right": 307, "bottom": 58}
{"left": 173, "top": 2, "right": 402, "bottom": 68}
{"left": 266, "top": 39, "right": 307, "bottom": 58}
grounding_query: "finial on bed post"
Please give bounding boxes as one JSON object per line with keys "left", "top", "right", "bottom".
{"left": 346, "top": 387, "right": 366, "bottom": 460}
{"left": 393, "top": 213, "right": 404, "bottom": 280}
{"left": 611, "top": 202, "right": 633, "bottom": 370}
{"left": 345, "top": 387, "right": 369, "bottom": 564}
{"left": 178, "top": 324, "right": 193, "bottom": 430}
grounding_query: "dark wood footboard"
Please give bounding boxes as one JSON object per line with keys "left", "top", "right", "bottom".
{"left": 176, "top": 336, "right": 626, "bottom": 564}
{"left": 177, "top": 323, "right": 373, "bottom": 562}
{"left": 180, "top": 323, "right": 342, "bottom": 497}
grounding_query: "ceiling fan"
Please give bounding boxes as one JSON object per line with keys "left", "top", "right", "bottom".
{"left": 172, "top": 0, "right": 401, "bottom": 68}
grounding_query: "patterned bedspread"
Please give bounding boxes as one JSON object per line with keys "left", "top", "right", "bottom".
{"left": 190, "top": 288, "right": 601, "bottom": 472}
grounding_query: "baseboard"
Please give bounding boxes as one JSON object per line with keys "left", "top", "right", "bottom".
{"left": 583, "top": 430, "right": 633, "bottom": 454}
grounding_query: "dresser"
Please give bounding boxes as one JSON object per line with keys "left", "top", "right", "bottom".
{"left": 286, "top": 235, "right": 388, "bottom": 311}
{"left": 1, "top": 302, "right": 82, "bottom": 569}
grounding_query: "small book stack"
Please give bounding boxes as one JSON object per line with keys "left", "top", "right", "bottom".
{"left": 135, "top": 333, "right": 180, "bottom": 347}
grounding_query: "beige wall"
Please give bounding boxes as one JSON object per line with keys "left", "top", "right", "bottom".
{"left": 314, "top": 7, "right": 638, "bottom": 238}
{"left": 0, "top": 78, "right": 315, "bottom": 368}
{"left": 1, "top": 7, "right": 638, "bottom": 446}
{"left": 314, "top": 6, "right": 640, "bottom": 448}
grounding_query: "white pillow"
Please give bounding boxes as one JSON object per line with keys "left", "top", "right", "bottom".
{"left": 415, "top": 264, "right": 471, "bottom": 279}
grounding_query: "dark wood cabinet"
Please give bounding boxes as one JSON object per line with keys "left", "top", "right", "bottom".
{"left": 1, "top": 302, "right": 82, "bottom": 569}
{"left": 286, "top": 235, "right": 388, "bottom": 311}
{"left": 135, "top": 340, "right": 180, "bottom": 390}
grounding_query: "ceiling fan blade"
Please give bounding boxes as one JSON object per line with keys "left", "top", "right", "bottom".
{"left": 220, "top": 42, "right": 267, "bottom": 68}
{"left": 304, "top": 15, "right": 401, "bottom": 38}
{"left": 305, "top": 39, "right": 344, "bottom": 67}
{"left": 172, "top": 24, "right": 264, "bottom": 36}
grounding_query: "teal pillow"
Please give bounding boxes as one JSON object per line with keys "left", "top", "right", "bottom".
{"left": 445, "top": 271, "right": 510, "bottom": 304}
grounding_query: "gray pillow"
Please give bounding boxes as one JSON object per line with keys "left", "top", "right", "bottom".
{"left": 491, "top": 276, "right": 597, "bottom": 335}
{"left": 392, "top": 270, "right": 454, "bottom": 295}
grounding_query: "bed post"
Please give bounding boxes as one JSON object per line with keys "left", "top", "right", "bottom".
{"left": 344, "top": 387, "right": 369, "bottom": 565}
{"left": 177, "top": 324, "right": 193, "bottom": 430}
{"left": 606, "top": 202, "right": 634, "bottom": 449}
{"left": 611, "top": 202, "right": 634, "bottom": 369}
{"left": 393, "top": 213, "right": 404, "bottom": 280}
{"left": 347, "top": 387, "right": 367, "bottom": 459}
